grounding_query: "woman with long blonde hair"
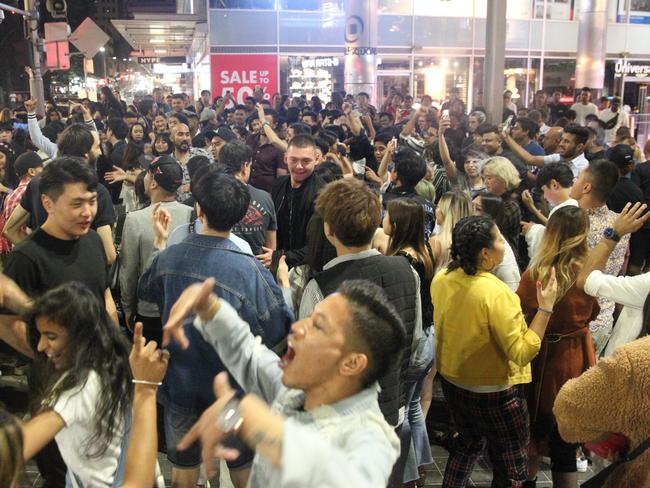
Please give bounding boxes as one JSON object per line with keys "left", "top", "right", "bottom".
{"left": 430, "top": 191, "right": 472, "bottom": 271}
{"left": 516, "top": 206, "right": 599, "bottom": 488}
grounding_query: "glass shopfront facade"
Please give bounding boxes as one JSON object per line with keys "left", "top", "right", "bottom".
{"left": 207, "top": 0, "right": 650, "bottom": 112}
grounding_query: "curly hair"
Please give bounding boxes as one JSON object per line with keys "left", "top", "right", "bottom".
{"left": 447, "top": 215, "right": 496, "bottom": 275}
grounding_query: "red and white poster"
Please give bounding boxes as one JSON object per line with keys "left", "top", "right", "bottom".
{"left": 211, "top": 54, "right": 278, "bottom": 104}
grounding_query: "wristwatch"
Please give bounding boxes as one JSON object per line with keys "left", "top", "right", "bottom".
{"left": 216, "top": 394, "right": 244, "bottom": 436}
{"left": 603, "top": 227, "right": 621, "bottom": 242}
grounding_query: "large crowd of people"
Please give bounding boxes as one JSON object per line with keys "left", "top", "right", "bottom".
{"left": 0, "top": 83, "right": 649, "bottom": 488}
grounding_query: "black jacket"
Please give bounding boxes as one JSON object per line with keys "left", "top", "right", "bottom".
{"left": 315, "top": 254, "right": 417, "bottom": 426}
{"left": 271, "top": 173, "right": 326, "bottom": 268}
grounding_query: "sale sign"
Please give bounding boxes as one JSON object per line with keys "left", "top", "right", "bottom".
{"left": 211, "top": 54, "right": 279, "bottom": 104}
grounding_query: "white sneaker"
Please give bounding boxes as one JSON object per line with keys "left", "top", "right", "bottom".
{"left": 577, "top": 457, "right": 589, "bottom": 472}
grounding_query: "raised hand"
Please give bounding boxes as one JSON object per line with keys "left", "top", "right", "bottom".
{"left": 613, "top": 202, "right": 650, "bottom": 237}
{"left": 536, "top": 266, "right": 557, "bottom": 311}
{"left": 152, "top": 203, "right": 172, "bottom": 249}
{"left": 162, "top": 278, "right": 218, "bottom": 348}
{"left": 256, "top": 246, "right": 274, "bottom": 269}
{"left": 24, "top": 99, "right": 37, "bottom": 114}
{"left": 276, "top": 255, "right": 289, "bottom": 288}
{"left": 129, "top": 322, "right": 169, "bottom": 384}
{"left": 105, "top": 165, "right": 127, "bottom": 184}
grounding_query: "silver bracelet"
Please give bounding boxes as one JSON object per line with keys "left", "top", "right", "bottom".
{"left": 132, "top": 379, "right": 162, "bottom": 386}
{"left": 538, "top": 307, "right": 553, "bottom": 314}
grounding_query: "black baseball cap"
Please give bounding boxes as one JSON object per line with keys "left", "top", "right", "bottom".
{"left": 206, "top": 126, "right": 235, "bottom": 143}
{"left": 149, "top": 155, "right": 183, "bottom": 192}
{"left": 606, "top": 144, "right": 635, "bottom": 168}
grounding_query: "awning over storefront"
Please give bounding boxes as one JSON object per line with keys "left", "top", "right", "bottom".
{"left": 111, "top": 13, "right": 202, "bottom": 59}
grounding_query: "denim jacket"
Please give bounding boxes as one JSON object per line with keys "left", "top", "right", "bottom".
{"left": 138, "top": 233, "right": 293, "bottom": 413}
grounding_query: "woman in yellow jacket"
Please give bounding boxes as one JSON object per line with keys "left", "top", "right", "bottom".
{"left": 431, "top": 215, "right": 557, "bottom": 488}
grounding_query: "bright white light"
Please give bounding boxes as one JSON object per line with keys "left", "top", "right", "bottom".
{"left": 441, "top": 59, "right": 449, "bottom": 68}
{"left": 150, "top": 39, "right": 165, "bottom": 44}
{"left": 99, "top": 47, "right": 105, "bottom": 52}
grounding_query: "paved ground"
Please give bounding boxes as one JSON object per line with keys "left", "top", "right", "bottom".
{"left": 19, "top": 444, "right": 596, "bottom": 487}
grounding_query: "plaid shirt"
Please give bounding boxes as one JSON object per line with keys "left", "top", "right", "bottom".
{"left": 0, "top": 179, "right": 29, "bottom": 253}
{"left": 586, "top": 205, "right": 629, "bottom": 334}
{"left": 501, "top": 197, "right": 522, "bottom": 254}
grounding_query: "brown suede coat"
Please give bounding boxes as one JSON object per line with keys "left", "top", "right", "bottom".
{"left": 517, "top": 271, "right": 599, "bottom": 455}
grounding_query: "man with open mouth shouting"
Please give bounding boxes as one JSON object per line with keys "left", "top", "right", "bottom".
{"left": 162, "top": 276, "right": 405, "bottom": 488}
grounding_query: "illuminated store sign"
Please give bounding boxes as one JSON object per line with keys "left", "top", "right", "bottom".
{"left": 615, "top": 59, "right": 650, "bottom": 77}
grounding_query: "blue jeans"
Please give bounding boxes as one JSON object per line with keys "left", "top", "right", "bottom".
{"left": 401, "top": 327, "right": 436, "bottom": 482}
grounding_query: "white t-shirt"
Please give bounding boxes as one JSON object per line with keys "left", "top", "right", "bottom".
{"left": 543, "top": 153, "right": 589, "bottom": 179}
{"left": 491, "top": 239, "right": 520, "bottom": 292}
{"left": 585, "top": 270, "right": 650, "bottom": 356}
{"left": 52, "top": 370, "right": 125, "bottom": 488}
{"left": 599, "top": 108, "right": 630, "bottom": 145}
{"left": 570, "top": 102, "right": 598, "bottom": 126}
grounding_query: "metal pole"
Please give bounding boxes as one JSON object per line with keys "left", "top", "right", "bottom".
{"left": 24, "top": 0, "right": 45, "bottom": 116}
{"left": 484, "top": 0, "right": 507, "bottom": 124}
{"left": 0, "top": 1, "right": 31, "bottom": 16}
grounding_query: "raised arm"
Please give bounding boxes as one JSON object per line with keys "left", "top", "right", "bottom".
{"left": 121, "top": 323, "right": 169, "bottom": 488}
{"left": 178, "top": 372, "right": 399, "bottom": 487}
{"left": 377, "top": 138, "right": 397, "bottom": 180}
{"left": 25, "top": 99, "right": 57, "bottom": 160}
{"left": 257, "top": 103, "right": 288, "bottom": 152}
{"left": 438, "top": 117, "right": 458, "bottom": 180}
{"left": 400, "top": 107, "right": 423, "bottom": 138}
{"left": 502, "top": 132, "right": 546, "bottom": 167}
{"left": 577, "top": 202, "right": 649, "bottom": 289}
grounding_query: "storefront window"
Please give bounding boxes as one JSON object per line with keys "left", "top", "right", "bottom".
{"left": 379, "top": 0, "right": 413, "bottom": 14}
{"left": 280, "top": 55, "right": 344, "bottom": 103}
{"left": 413, "top": 57, "right": 470, "bottom": 105}
{"left": 542, "top": 58, "right": 575, "bottom": 95}
{"left": 503, "top": 58, "right": 538, "bottom": 109}
{"left": 209, "top": 0, "right": 275, "bottom": 9}
{"left": 280, "top": 0, "right": 344, "bottom": 12}
{"left": 533, "top": 0, "right": 574, "bottom": 20}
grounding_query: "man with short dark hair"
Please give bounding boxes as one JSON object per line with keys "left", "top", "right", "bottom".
{"left": 510, "top": 117, "right": 544, "bottom": 156}
{"left": 2, "top": 155, "right": 118, "bottom": 488}
{"left": 477, "top": 123, "right": 528, "bottom": 181}
{"left": 102, "top": 117, "right": 130, "bottom": 202}
{"left": 233, "top": 105, "right": 248, "bottom": 128}
{"left": 4, "top": 107, "right": 116, "bottom": 265}
{"left": 547, "top": 91, "right": 567, "bottom": 124}
{"left": 570, "top": 87, "right": 598, "bottom": 126}
{"left": 298, "top": 177, "right": 421, "bottom": 479}
{"left": 138, "top": 169, "right": 292, "bottom": 488}
{"left": 522, "top": 162, "right": 578, "bottom": 259}
{"left": 207, "top": 125, "right": 236, "bottom": 163}
{"left": 170, "top": 123, "right": 212, "bottom": 202}
{"left": 259, "top": 135, "right": 326, "bottom": 269}
{"left": 0, "top": 152, "right": 43, "bottom": 257}
{"left": 197, "top": 89, "right": 212, "bottom": 114}
{"left": 162, "top": 278, "right": 402, "bottom": 487}
{"left": 246, "top": 108, "right": 287, "bottom": 192}
{"left": 171, "top": 93, "right": 186, "bottom": 113}
{"left": 120, "top": 155, "right": 192, "bottom": 344}
{"left": 570, "top": 159, "right": 628, "bottom": 355}
{"left": 221, "top": 141, "right": 277, "bottom": 255}
{"left": 504, "top": 125, "right": 590, "bottom": 179}
{"left": 382, "top": 147, "right": 436, "bottom": 238}
{"left": 599, "top": 96, "right": 630, "bottom": 146}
